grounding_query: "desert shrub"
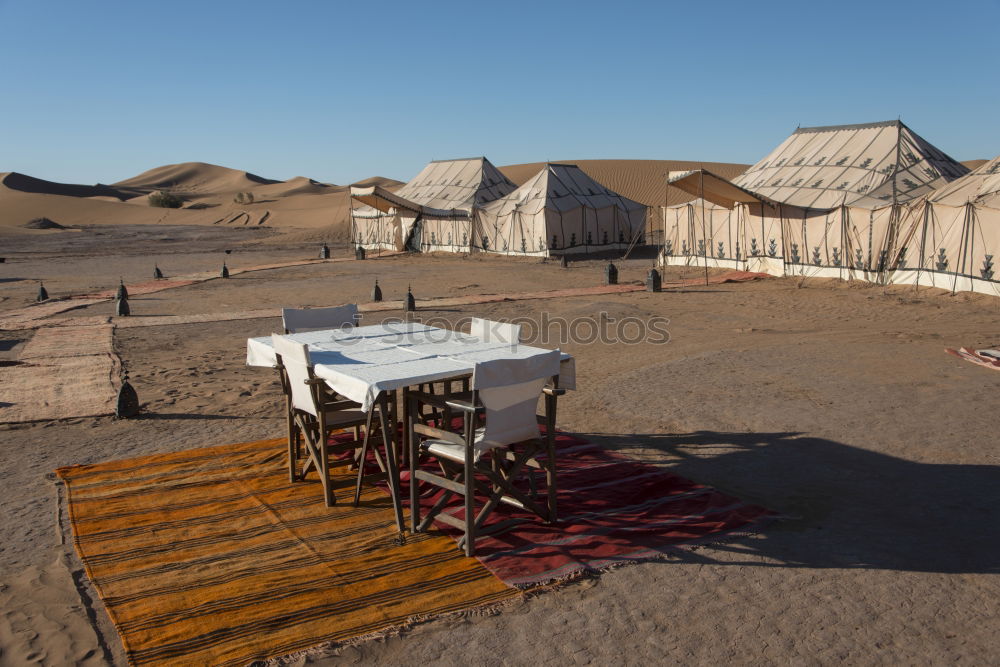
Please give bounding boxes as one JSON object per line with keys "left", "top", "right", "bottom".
{"left": 234, "top": 191, "right": 255, "bottom": 205}
{"left": 148, "top": 191, "right": 184, "bottom": 208}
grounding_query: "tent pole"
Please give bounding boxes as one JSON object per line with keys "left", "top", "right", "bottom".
{"left": 915, "top": 201, "right": 929, "bottom": 291}
{"left": 953, "top": 203, "right": 974, "bottom": 295}
{"left": 687, "top": 201, "right": 694, "bottom": 266}
{"left": 727, "top": 204, "right": 733, "bottom": 266}
{"left": 778, "top": 203, "right": 786, "bottom": 278}
{"left": 663, "top": 172, "right": 669, "bottom": 265}
{"left": 840, "top": 205, "right": 847, "bottom": 283}
{"left": 700, "top": 171, "right": 709, "bottom": 285}
{"left": 349, "top": 193, "right": 356, "bottom": 254}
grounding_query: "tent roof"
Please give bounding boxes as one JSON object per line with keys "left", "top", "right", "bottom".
{"left": 733, "top": 121, "right": 969, "bottom": 209}
{"left": 351, "top": 156, "right": 516, "bottom": 218}
{"left": 666, "top": 169, "right": 773, "bottom": 208}
{"left": 479, "top": 163, "right": 646, "bottom": 215}
{"left": 392, "top": 156, "right": 516, "bottom": 211}
{"left": 930, "top": 155, "right": 1000, "bottom": 208}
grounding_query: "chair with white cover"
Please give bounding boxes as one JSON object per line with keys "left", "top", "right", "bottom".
{"left": 469, "top": 317, "right": 521, "bottom": 345}
{"left": 282, "top": 304, "right": 360, "bottom": 334}
{"left": 280, "top": 304, "right": 363, "bottom": 438}
{"left": 407, "top": 348, "right": 565, "bottom": 557}
{"left": 419, "top": 318, "right": 523, "bottom": 426}
{"left": 272, "top": 334, "right": 392, "bottom": 513}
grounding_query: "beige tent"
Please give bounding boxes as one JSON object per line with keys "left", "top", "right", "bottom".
{"left": 661, "top": 121, "right": 984, "bottom": 290}
{"left": 888, "top": 156, "right": 1000, "bottom": 295}
{"left": 475, "top": 163, "right": 647, "bottom": 256}
{"left": 350, "top": 157, "right": 516, "bottom": 252}
{"left": 733, "top": 120, "right": 967, "bottom": 209}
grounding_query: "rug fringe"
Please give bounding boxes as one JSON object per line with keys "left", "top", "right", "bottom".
{"left": 267, "top": 517, "right": 788, "bottom": 663}
{"left": 265, "top": 591, "right": 530, "bottom": 665}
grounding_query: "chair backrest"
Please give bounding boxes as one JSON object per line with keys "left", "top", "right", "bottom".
{"left": 472, "top": 349, "right": 561, "bottom": 451}
{"left": 282, "top": 304, "right": 359, "bottom": 334}
{"left": 271, "top": 334, "right": 318, "bottom": 416}
{"left": 469, "top": 317, "right": 521, "bottom": 346}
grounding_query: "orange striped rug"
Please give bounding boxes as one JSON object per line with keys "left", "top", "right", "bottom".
{"left": 56, "top": 439, "right": 516, "bottom": 666}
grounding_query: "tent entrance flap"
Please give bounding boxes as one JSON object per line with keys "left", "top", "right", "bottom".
{"left": 667, "top": 170, "right": 772, "bottom": 209}
{"left": 351, "top": 185, "right": 422, "bottom": 215}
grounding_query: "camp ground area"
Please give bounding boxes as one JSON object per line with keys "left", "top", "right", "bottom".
{"left": 2, "top": 226, "right": 999, "bottom": 664}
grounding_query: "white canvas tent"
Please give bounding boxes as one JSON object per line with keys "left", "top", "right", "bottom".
{"left": 660, "top": 121, "right": 992, "bottom": 293}
{"left": 732, "top": 120, "right": 967, "bottom": 209}
{"left": 889, "top": 156, "right": 1000, "bottom": 295}
{"left": 351, "top": 157, "right": 516, "bottom": 252}
{"left": 475, "top": 163, "right": 647, "bottom": 256}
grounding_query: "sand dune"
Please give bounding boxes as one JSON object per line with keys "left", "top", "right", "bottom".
{"left": 251, "top": 176, "right": 337, "bottom": 198}
{"left": 353, "top": 175, "right": 405, "bottom": 189}
{"left": 0, "top": 162, "right": 404, "bottom": 233}
{"left": 112, "top": 161, "right": 280, "bottom": 195}
{"left": 499, "top": 159, "right": 750, "bottom": 208}
{"left": 0, "top": 172, "right": 129, "bottom": 200}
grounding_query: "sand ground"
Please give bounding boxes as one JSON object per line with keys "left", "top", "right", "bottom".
{"left": 1, "top": 226, "right": 999, "bottom": 665}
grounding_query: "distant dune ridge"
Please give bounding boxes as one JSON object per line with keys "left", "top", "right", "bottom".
{"left": 112, "top": 162, "right": 281, "bottom": 194}
{"left": 0, "top": 172, "right": 131, "bottom": 200}
{"left": 0, "top": 157, "right": 987, "bottom": 239}
{"left": 500, "top": 159, "right": 750, "bottom": 209}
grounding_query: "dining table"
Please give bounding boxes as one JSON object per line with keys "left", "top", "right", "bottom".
{"left": 246, "top": 321, "right": 575, "bottom": 533}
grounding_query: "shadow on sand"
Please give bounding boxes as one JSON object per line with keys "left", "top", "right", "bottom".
{"left": 582, "top": 430, "right": 1000, "bottom": 574}
{"left": 132, "top": 412, "right": 247, "bottom": 421}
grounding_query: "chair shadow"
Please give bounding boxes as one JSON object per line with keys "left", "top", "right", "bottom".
{"left": 580, "top": 430, "right": 1000, "bottom": 574}
{"left": 133, "top": 412, "right": 251, "bottom": 421}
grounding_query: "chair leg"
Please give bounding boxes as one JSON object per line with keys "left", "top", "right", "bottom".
{"left": 319, "top": 423, "right": 333, "bottom": 508}
{"left": 286, "top": 398, "right": 298, "bottom": 483}
{"left": 463, "top": 417, "right": 476, "bottom": 557}
{"left": 417, "top": 486, "right": 456, "bottom": 533}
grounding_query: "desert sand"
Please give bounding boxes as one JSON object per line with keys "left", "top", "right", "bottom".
{"left": 1, "top": 160, "right": 999, "bottom": 665}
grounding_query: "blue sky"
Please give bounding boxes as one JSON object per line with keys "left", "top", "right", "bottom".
{"left": 1, "top": 0, "right": 998, "bottom": 185}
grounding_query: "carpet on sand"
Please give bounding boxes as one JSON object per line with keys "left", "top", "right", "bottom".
{"left": 57, "top": 434, "right": 776, "bottom": 664}
{"left": 56, "top": 439, "right": 516, "bottom": 666}
{"left": 403, "top": 428, "right": 778, "bottom": 586}
{"left": 0, "top": 324, "right": 119, "bottom": 422}
{"left": 945, "top": 346, "right": 1000, "bottom": 371}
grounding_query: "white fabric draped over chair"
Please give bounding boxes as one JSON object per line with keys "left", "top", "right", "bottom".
{"left": 282, "top": 304, "right": 359, "bottom": 334}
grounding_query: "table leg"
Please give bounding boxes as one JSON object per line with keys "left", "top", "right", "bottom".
{"left": 377, "top": 392, "right": 405, "bottom": 534}
{"left": 401, "top": 387, "right": 411, "bottom": 470}
{"left": 546, "top": 376, "right": 560, "bottom": 523}
{"left": 406, "top": 389, "right": 419, "bottom": 533}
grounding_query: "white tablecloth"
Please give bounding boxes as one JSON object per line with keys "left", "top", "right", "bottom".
{"left": 247, "top": 322, "right": 576, "bottom": 411}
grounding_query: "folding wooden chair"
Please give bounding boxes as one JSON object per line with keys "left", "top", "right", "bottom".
{"left": 407, "top": 349, "right": 565, "bottom": 557}
{"left": 280, "top": 303, "right": 363, "bottom": 439}
{"left": 419, "top": 317, "right": 523, "bottom": 427}
{"left": 282, "top": 303, "right": 360, "bottom": 334}
{"left": 272, "top": 334, "right": 388, "bottom": 508}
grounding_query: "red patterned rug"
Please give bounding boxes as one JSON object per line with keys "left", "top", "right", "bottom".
{"left": 399, "top": 429, "right": 778, "bottom": 587}
{"left": 945, "top": 346, "right": 1000, "bottom": 371}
